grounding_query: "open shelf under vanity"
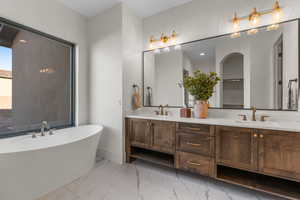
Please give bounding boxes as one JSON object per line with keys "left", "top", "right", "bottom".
{"left": 216, "top": 165, "right": 300, "bottom": 200}
{"left": 130, "top": 147, "right": 175, "bottom": 168}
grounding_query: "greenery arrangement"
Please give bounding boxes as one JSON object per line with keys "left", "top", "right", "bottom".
{"left": 183, "top": 70, "right": 220, "bottom": 101}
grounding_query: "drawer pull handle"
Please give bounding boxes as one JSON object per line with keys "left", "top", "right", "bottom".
{"left": 187, "top": 161, "right": 202, "bottom": 166}
{"left": 187, "top": 142, "right": 201, "bottom": 147}
{"left": 184, "top": 127, "right": 201, "bottom": 131}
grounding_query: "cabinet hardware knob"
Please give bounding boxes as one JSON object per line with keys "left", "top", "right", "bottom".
{"left": 187, "top": 142, "right": 201, "bottom": 147}
{"left": 187, "top": 161, "right": 202, "bottom": 166}
{"left": 260, "top": 134, "right": 264, "bottom": 139}
{"left": 253, "top": 134, "right": 258, "bottom": 138}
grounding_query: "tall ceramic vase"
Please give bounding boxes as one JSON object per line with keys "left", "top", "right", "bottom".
{"left": 194, "top": 100, "right": 209, "bottom": 119}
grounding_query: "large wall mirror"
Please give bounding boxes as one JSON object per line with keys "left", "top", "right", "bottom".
{"left": 143, "top": 19, "right": 299, "bottom": 111}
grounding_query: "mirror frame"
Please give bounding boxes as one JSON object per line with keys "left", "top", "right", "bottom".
{"left": 142, "top": 18, "right": 300, "bottom": 111}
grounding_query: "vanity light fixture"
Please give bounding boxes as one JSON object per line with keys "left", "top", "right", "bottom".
{"left": 231, "top": 13, "right": 242, "bottom": 38}
{"left": 272, "top": 1, "right": 283, "bottom": 23}
{"left": 149, "top": 36, "right": 156, "bottom": 49}
{"left": 267, "top": 1, "right": 283, "bottom": 31}
{"left": 249, "top": 8, "right": 261, "bottom": 27}
{"left": 231, "top": 1, "right": 283, "bottom": 37}
{"left": 149, "top": 31, "right": 181, "bottom": 50}
{"left": 247, "top": 8, "right": 260, "bottom": 35}
{"left": 200, "top": 52, "right": 206, "bottom": 56}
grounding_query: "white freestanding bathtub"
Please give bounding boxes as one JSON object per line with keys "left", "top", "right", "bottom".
{"left": 0, "top": 125, "right": 103, "bottom": 200}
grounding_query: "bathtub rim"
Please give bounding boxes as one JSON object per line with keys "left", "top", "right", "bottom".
{"left": 0, "top": 124, "right": 103, "bottom": 154}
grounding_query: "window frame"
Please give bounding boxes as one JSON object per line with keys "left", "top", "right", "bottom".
{"left": 0, "top": 17, "right": 76, "bottom": 138}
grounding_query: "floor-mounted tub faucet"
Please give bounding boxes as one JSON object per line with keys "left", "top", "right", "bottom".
{"left": 41, "top": 121, "right": 49, "bottom": 136}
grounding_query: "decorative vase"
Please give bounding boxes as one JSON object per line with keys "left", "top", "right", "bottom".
{"left": 194, "top": 100, "right": 209, "bottom": 119}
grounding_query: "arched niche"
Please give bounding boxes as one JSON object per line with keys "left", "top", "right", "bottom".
{"left": 220, "top": 52, "right": 244, "bottom": 108}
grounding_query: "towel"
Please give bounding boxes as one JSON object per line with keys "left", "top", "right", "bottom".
{"left": 132, "top": 88, "right": 142, "bottom": 110}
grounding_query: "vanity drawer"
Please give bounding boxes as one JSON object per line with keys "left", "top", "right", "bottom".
{"left": 176, "top": 132, "right": 214, "bottom": 156}
{"left": 176, "top": 123, "right": 214, "bottom": 136}
{"left": 176, "top": 151, "right": 213, "bottom": 176}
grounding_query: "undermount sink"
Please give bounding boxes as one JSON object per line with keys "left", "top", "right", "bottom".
{"left": 235, "top": 120, "right": 279, "bottom": 127}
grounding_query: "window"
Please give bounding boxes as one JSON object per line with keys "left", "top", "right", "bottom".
{"left": 0, "top": 20, "right": 75, "bottom": 138}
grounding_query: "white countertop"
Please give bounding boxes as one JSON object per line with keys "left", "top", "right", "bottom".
{"left": 126, "top": 114, "right": 300, "bottom": 132}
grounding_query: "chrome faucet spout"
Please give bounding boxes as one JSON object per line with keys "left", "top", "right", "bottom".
{"left": 41, "top": 121, "right": 49, "bottom": 136}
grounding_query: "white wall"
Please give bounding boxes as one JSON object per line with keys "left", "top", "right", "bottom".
{"left": 88, "top": 4, "right": 123, "bottom": 164}
{"left": 122, "top": 4, "right": 143, "bottom": 113}
{"left": 0, "top": 0, "right": 89, "bottom": 125}
{"left": 88, "top": 3, "right": 143, "bottom": 164}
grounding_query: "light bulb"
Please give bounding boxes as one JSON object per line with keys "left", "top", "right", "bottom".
{"left": 247, "top": 28, "right": 258, "bottom": 35}
{"left": 169, "top": 38, "right": 177, "bottom": 45}
{"left": 232, "top": 13, "right": 240, "bottom": 32}
{"left": 249, "top": 8, "right": 260, "bottom": 28}
{"left": 149, "top": 42, "right": 154, "bottom": 49}
{"left": 149, "top": 36, "right": 156, "bottom": 50}
{"left": 231, "top": 32, "right": 241, "bottom": 38}
{"left": 272, "top": 1, "right": 283, "bottom": 23}
{"left": 267, "top": 24, "right": 279, "bottom": 31}
{"left": 170, "top": 31, "right": 177, "bottom": 45}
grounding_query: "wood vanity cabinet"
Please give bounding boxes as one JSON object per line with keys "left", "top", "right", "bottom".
{"left": 176, "top": 123, "right": 215, "bottom": 177}
{"left": 128, "top": 118, "right": 176, "bottom": 154}
{"left": 257, "top": 129, "right": 300, "bottom": 181}
{"left": 216, "top": 126, "right": 258, "bottom": 171}
{"left": 215, "top": 126, "right": 300, "bottom": 182}
{"left": 129, "top": 119, "right": 151, "bottom": 148}
{"left": 126, "top": 118, "right": 300, "bottom": 200}
{"left": 151, "top": 120, "right": 176, "bottom": 154}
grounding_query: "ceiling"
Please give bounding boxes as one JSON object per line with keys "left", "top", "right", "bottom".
{"left": 56, "top": 0, "right": 193, "bottom": 18}
{"left": 182, "top": 39, "right": 217, "bottom": 66}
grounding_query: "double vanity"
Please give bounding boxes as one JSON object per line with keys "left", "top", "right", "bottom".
{"left": 126, "top": 114, "right": 300, "bottom": 200}
{"left": 133, "top": 18, "right": 300, "bottom": 199}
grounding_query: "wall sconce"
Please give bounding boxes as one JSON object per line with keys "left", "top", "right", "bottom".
{"left": 231, "top": 0, "right": 283, "bottom": 37}
{"left": 149, "top": 31, "right": 181, "bottom": 51}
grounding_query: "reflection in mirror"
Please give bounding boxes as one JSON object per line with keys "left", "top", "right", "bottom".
{"left": 143, "top": 19, "right": 299, "bottom": 111}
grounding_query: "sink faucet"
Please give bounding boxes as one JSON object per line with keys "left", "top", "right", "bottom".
{"left": 251, "top": 107, "right": 257, "bottom": 121}
{"left": 155, "top": 104, "right": 169, "bottom": 116}
{"left": 41, "top": 121, "right": 49, "bottom": 136}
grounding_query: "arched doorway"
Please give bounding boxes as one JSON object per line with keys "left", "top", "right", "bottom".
{"left": 220, "top": 53, "right": 244, "bottom": 108}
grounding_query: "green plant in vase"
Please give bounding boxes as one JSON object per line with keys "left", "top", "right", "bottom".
{"left": 183, "top": 70, "right": 220, "bottom": 118}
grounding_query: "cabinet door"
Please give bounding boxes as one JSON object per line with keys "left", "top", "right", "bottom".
{"left": 151, "top": 121, "right": 176, "bottom": 154}
{"left": 130, "top": 119, "right": 151, "bottom": 148}
{"left": 258, "top": 130, "right": 300, "bottom": 181}
{"left": 216, "top": 126, "right": 258, "bottom": 171}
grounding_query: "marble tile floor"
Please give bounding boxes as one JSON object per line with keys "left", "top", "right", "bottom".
{"left": 38, "top": 160, "right": 284, "bottom": 200}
